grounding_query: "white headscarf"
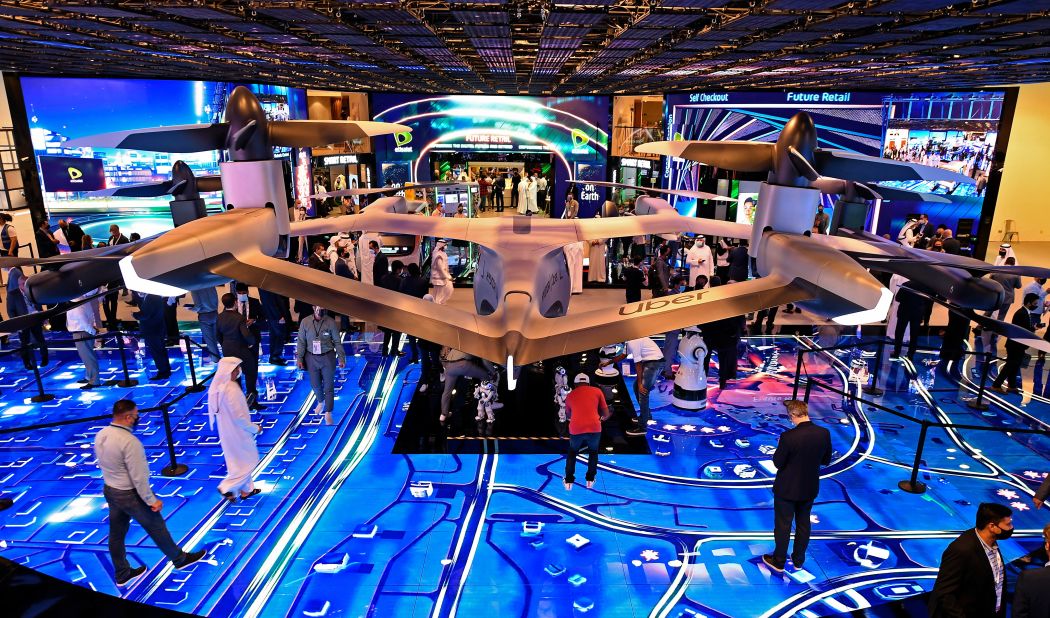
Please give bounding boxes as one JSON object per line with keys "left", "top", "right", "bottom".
{"left": 208, "top": 357, "right": 243, "bottom": 429}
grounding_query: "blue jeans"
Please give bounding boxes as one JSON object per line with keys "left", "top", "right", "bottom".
{"left": 306, "top": 351, "right": 337, "bottom": 413}
{"left": 565, "top": 432, "right": 601, "bottom": 483}
{"left": 71, "top": 331, "right": 99, "bottom": 385}
{"left": 635, "top": 361, "right": 662, "bottom": 425}
{"left": 103, "top": 486, "right": 183, "bottom": 581}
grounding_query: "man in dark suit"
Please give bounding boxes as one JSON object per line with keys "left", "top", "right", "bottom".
{"left": 233, "top": 283, "right": 265, "bottom": 408}
{"left": 763, "top": 400, "right": 832, "bottom": 572}
{"left": 307, "top": 242, "right": 328, "bottom": 272}
{"left": 892, "top": 281, "right": 927, "bottom": 359}
{"left": 102, "top": 225, "right": 130, "bottom": 328}
{"left": 992, "top": 293, "right": 1038, "bottom": 394}
{"left": 399, "top": 262, "right": 429, "bottom": 363}
{"left": 1014, "top": 524, "right": 1050, "bottom": 618}
{"left": 216, "top": 292, "right": 261, "bottom": 408}
{"left": 929, "top": 502, "right": 1014, "bottom": 618}
{"left": 132, "top": 293, "right": 171, "bottom": 380}
{"left": 370, "top": 240, "right": 389, "bottom": 287}
{"left": 378, "top": 260, "right": 405, "bottom": 356}
{"left": 259, "top": 289, "right": 290, "bottom": 365}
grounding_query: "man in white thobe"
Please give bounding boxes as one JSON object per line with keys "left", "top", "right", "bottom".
{"left": 564, "top": 241, "right": 585, "bottom": 294}
{"left": 430, "top": 239, "right": 453, "bottom": 304}
{"left": 588, "top": 236, "right": 607, "bottom": 283}
{"left": 685, "top": 235, "right": 714, "bottom": 288}
{"left": 517, "top": 178, "right": 530, "bottom": 215}
{"left": 526, "top": 176, "right": 538, "bottom": 215}
{"left": 208, "top": 357, "right": 261, "bottom": 501}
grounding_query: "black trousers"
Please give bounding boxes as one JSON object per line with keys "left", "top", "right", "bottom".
{"left": 773, "top": 496, "right": 814, "bottom": 565}
{"left": 754, "top": 306, "right": 779, "bottom": 335}
{"left": 493, "top": 190, "right": 504, "bottom": 211}
{"left": 717, "top": 342, "right": 738, "bottom": 387}
{"left": 893, "top": 311, "right": 923, "bottom": 359}
{"left": 537, "top": 190, "right": 547, "bottom": 212}
{"left": 103, "top": 288, "right": 119, "bottom": 327}
{"left": 243, "top": 347, "right": 260, "bottom": 402}
{"left": 143, "top": 331, "right": 171, "bottom": 374}
{"left": 382, "top": 328, "right": 402, "bottom": 356}
{"left": 510, "top": 186, "right": 520, "bottom": 209}
{"left": 17, "top": 324, "right": 48, "bottom": 369}
{"left": 993, "top": 347, "right": 1024, "bottom": 390}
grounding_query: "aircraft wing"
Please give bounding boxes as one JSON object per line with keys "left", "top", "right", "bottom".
{"left": 813, "top": 149, "right": 974, "bottom": 184}
{"left": 65, "top": 123, "right": 229, "bottom": 152}
{"left": 515, "top": 276, "right": 810, "bottom": 362}
{"left": 0, "top": 287, "right": 112, "bottom": 335}
{"left": 208, "top": 252, "right": 508, "bottom": 362}
{"left": 635, "top": 140, "right": 775, "bottom": 172}
{"left": 310, "top": 181, "right": 470, "bottom": 199}
{"left": 584, "top": 180, "right": 735, "bottom": 202}
{"left": 575, "top": 211, "right": 751, "bottom": 241}
{"left": 269, "top": 120, "right": 410, "bottom": 146}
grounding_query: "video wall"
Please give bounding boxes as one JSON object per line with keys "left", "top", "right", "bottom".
{"left": 372, "top": 95, "right": 610, "bottom": 218}
{"left": 664, "top": 90, "right": 1006, "bottom": 240}
{"left": 20, "top": 77, "right": 308, "bottom": 229}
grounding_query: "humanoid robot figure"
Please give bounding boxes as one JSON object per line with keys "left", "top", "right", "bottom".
{"left": 474, "top": 380, "right": 503, "bottom": 423}
{"left": 554, "top": 365, "right": 568, "bottom": 390}
{"left": 672, "top": 326, "right": 708, "bottom": 410}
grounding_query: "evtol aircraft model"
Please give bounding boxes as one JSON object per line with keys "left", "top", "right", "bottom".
{"left": 4, "top": 103, "right": 1050, "bottom": 375}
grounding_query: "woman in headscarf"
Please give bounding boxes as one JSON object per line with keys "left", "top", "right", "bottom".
{"left": 208, "top": 357, "right": 262, "bottom": 502}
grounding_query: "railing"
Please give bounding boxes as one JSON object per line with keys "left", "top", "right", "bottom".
{"left": 612, "top": 125, "right": 664, "bottom": 158}
{"left": 791, "top": 336, "right": 1046, "bottom": 495}
{"left": 0, "top": 329, "right": 221, "bottom": 477}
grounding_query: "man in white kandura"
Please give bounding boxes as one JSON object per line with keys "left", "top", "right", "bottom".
{"left": 517, "top": 175, "right": 530, "bottom": 215}
{"left": 685, "top": 235, "right": 714, "bottom": 288}
{"left": 208, "top": 357, "right": 262, "bottom": 502}
{"left": 430, "top": 239, "right": 453, "bottom": 304}
{"left": 564, "top": 240, "right": 585, "bottom": 295}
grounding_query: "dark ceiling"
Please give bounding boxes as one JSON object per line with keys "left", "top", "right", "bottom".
{"left": 1, "top": 1, "right": 1048, "bottom": 95}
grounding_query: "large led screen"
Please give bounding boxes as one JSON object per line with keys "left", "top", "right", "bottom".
{"left": 20, "top": 77, "right": 308, "bottom": 232}
{"left": 663, "top": 90, "right": 1005, "bottom": 244}
{"left": 372, "top": 95, "right": 610, "bottom": 218}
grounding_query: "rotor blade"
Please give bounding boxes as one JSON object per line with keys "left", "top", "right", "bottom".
{"left": 269, "top": 120, "right": 411, "bottom": 147}
{"left": 87, "top": 180, "right": 177, "bottom": 198}
{"left": 787, "top": 146, "right": 820, "bottom": 182}
{"left": 635, "top": 140, "right": 776, "bottom": 173}
{"left": 0, "top": 288, "right": 112, "bottom": 335}
{"left": 583, "top": 180, "right": 736, "bottom": 202}
{"left": 233, "top": 120, "right": 258, "bottom": 151}
{"left": 859, "top": 257, "right": 1050, "bottom": 279}
{"left": 195, "top": 176, "right": 224, "bottom": 193}
{"left": 813, "top": 149, "right": 975, "bottom": 184}
{"left": 0, "top": 238, "right": 145, "bottom": 268}
{"left": 310, "top": 182, "right": 473, "bottom": 199}
{"left": 913, "top": 290, "right": 1050, "bottom": 355}
{"left": 867, "top": 184, "right": 952, "bottom": 204}
{"left": 65, "top": 123, "right": 229, "bottom": 152}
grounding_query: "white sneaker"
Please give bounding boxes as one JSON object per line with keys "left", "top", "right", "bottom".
{"left": 313, "top": 403, "right": 323, "bottom": 415}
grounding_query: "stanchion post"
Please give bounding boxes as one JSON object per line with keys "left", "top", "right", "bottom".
{"left": 792, "top": 350, "right": 804, "bottom": 401}
{"left": 159, "top": 403, "right": 189, "bottom": 477}
{"left": 863, "top": 339, "right": 885, "bottom": 396}
{"left": 28, "top": 345, "right": 54, "bottom": 403}
{"left": 967, "top": 351, "right": 992, "bottom": 411}
{"left": 898, "top": 419, "right": 930, "bottom": 494}
{"left": 182, "top": 335, "right": 206, "bottom": 394}
{"left": 113, "top": 331, "right": 139, "bottom": 388}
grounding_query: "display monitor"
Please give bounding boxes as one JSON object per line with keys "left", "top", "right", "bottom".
{"left": 38, "top": 155, "right": 106, "bottom": 192}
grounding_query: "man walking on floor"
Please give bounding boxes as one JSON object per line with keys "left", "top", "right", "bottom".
{"left": 929, "top": 503, "right": 1014, "bottom": 618}
{"left": 297, "top": 305, "right": 345, "bottom": 425}
{"left": 763, "top": 399, "right": 832, "bottom": 573}
{"left": 563, "top": 373, "right": 610, "bottom": 491}
{"left": 94, "top": 399, "right": 205, "bottom": 585}
{"left": 992, "top": 292, "right": 1037, "bottom": 394}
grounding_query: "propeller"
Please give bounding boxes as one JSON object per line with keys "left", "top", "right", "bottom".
{"left": 910, "top": 288, "right": 1050, "bottom": 355}
{"left": 67, "top": 87, "right": 410, "bottom": 161}
{"left": 88, "top": 160, "right": 222, "bottom": 200}
{"left": 636, "top": 112, "right": 974, "bottom": 201}
{"left": 0, "top": 287, "right": 113, "bottom": 335}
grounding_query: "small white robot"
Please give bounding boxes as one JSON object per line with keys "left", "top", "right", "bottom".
{"left": 554, "top": 365, "right": 568, "bottom": 390}
{"left": 672, "top": 326, "right": 708, "bottom": 410}
{"left": 474, "top": 380, "right": 503, "bottom": 423}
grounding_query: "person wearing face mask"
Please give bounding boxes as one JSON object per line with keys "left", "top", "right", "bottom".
{"left": 233, "top": 283, "right": 266, "bottom": 407}
{"left": 209, "top": 357, "right": 262, "bottom": 502}
{"left": 94, "top": 399, "right": 206, "bottom": 586}
{"left": 994, "top": 243, "right": 1017, "bottom": 266}
{"left": 430, "top": 239, "right": 453, "bottom": 305}
{"left": 813, "top": 205, "right": 830, "bottom": 234}
{"left": 929, "top": 503, "right": 1014, "bottom": 618}
{"left": 297, "top": 305, "right": 346, "bottom": 424}
{"left": 217, "top": 292, "right": 259, "bottom": 406}
{"left": 685, "top": 235, "right": 713, "bottom": 288}
{"left": 369, "top": 240, "right": 389, "bottom": 287}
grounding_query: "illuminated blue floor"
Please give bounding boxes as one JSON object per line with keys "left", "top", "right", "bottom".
{"left": 0, "top": 332, "right": 1047, "bottom": 617}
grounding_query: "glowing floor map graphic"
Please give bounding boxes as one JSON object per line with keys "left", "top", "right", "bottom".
{"left": 0, "top": 333, "right": 1047, "bottom": 617}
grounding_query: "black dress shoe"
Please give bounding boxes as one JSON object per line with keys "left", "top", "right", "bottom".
{"left": 0, "top": 498, "right": 13, "bottom": 511}
{"left": 116, "top": 565, "right": 146, "bottom": 586}
{"left": 77, "top": 379, "right": 89, "bottom": 384}
{"left": 81, "top": 383, "right": 99, "bottom": 390}
{"left": 268, "top": 357, "right": 288, "bottom": 366}
{"left": 762, "top": 554, "right": 785, "bottom": 573}
{"left": 250, "top": 402, "right": 267, "bottom": 411}
{"left": 149, "top": 372, "right": 172, "bottom": 381}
